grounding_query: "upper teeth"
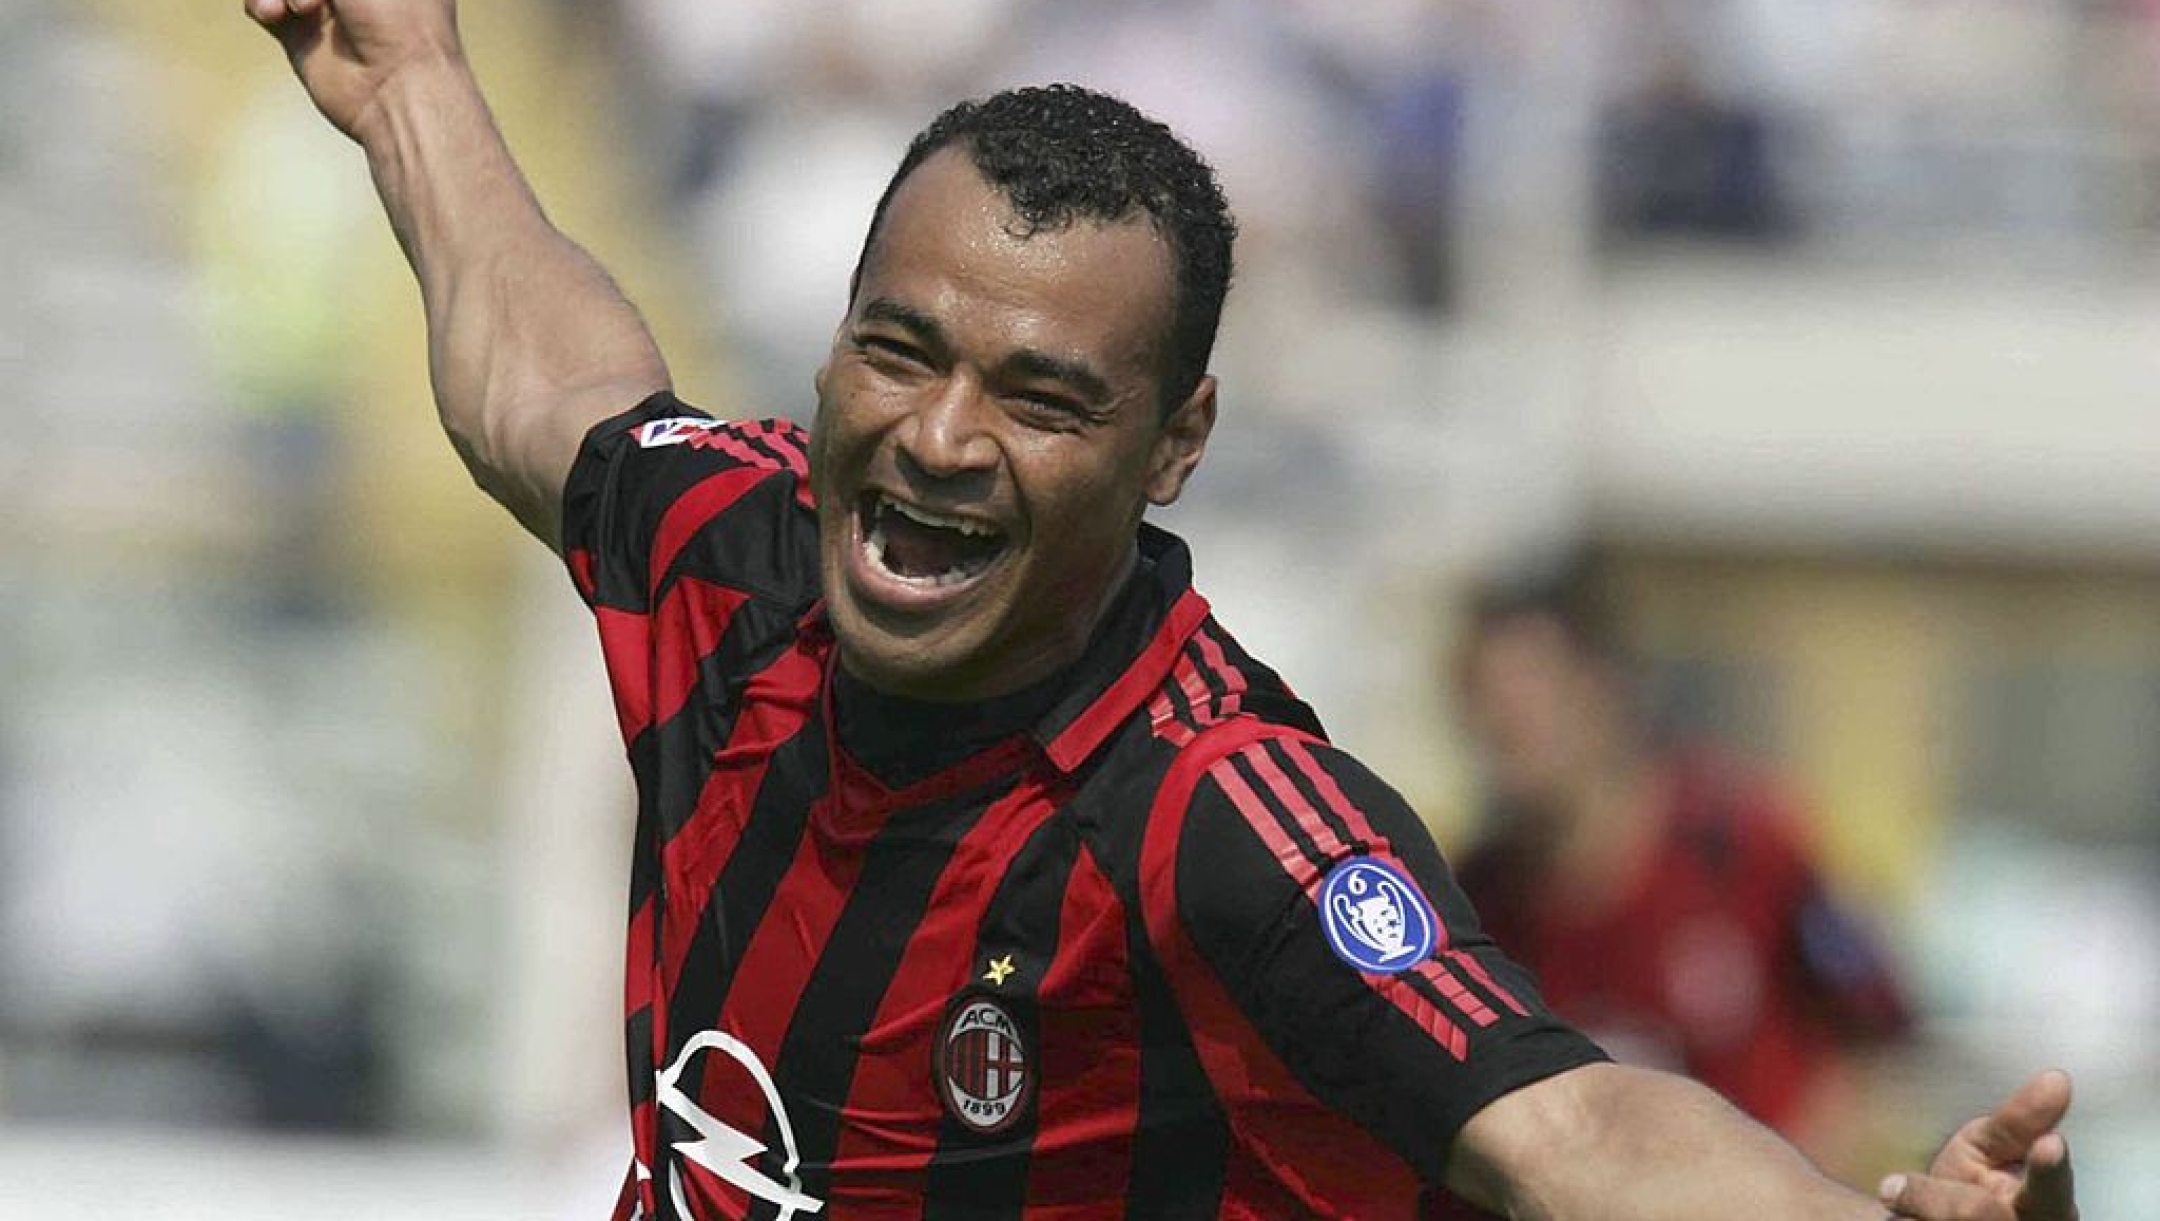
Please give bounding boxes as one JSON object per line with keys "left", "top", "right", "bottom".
{"left": 882, "top": 495, "right": 996, "bottom": 538}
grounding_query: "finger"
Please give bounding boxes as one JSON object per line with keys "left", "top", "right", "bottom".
{"left": 2015, "top": 1134, "right": 2079, "bottom": 1221}
{"left": 1966, "top": 1071, "right": 2074, "bottom": 1167}
{"left": 244, "top": 0, "right": 288, "bottom": 24}
{"left": 1881, "top": 1172, "right": 2003, "bottom": 1220}
{"left": 283, "top": 0, "right": 328, "bottom": 14}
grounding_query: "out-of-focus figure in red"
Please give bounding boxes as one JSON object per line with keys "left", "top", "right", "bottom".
{"left": 1451, "top": 558, "right": 1911, "bottom": 1168}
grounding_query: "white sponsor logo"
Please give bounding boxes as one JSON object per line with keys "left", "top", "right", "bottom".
{"left": 641, "top": 1030, "right": 824, "bottom": 1218}
{"left": 634, "top": 417, "right": 724, "bottom": 448}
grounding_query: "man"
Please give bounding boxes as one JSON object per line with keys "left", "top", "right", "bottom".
{"left": 1453, "top": 560, "right": 1910, "bottom": 1169}
{"left": 244, "top": 2, "right": 2079, "bottom": 1219}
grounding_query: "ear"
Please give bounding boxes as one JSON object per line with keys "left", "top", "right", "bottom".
{"left": 1144, "top": 375, "right": 1217, "bottom": 507}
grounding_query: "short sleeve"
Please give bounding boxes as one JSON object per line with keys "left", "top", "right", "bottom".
{"left": 1165, "top": 733, "right": 1606, "bottom": 1185}
{"left": 560, "top": 392, "right": 819, "bottom": 614}
{"left": 558, "top": 393, "right": 822, "bottom": 748}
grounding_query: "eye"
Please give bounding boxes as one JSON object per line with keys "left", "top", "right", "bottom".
{"left": 856, "top": 333, "right": 930, "bottom": 369}
{"left": 1008, "top": 391, "right": 1090, "bottom": 429}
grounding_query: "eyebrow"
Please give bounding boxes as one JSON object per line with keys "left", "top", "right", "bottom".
{"left": 858, "top": 297, "right": 1114, "bottom": 406}
{"left": 994, "top": 349, "right": 1112, "bottom": 406}
{"left": 858, "top": 298, "right": 946, "bottom": 348}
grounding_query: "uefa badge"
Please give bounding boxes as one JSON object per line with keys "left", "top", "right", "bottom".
{"left": 1320, "top": 858, "right": 1438, "bottom": 974}
{"left": 934, "top": 996, "right": 1033, "bottom": 1136}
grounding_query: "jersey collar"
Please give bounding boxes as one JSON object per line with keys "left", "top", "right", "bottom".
{"left": 1030, "top": 524, "right": 1211, "bottom": 774}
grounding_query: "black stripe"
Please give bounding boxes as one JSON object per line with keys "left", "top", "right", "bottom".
{"left": 1123, "top": 907, "right": 1229, "bottom": 1220}
{"left": 1221, "top": 751, "right": 1330, "bottom": 873}
{"left": 659, "top": 718, "right": 828, "bottom": 1094}
{"left": 647, "top": 596, "right": 802, "bottom": 844}
{"left": 1181, "top": 640, "right": 1232, "bottom": 713}
{"left": 1401, "top": 969, "right": 1462, "bottom": 1022}
{"left": 626, "top": 735, "right": 663, "bottom": 912}
{"left": 625, "top": 1005, "right": 656, "bottom": 1107}
{"left": 1156, "top": 662, "right": 1200, "bottom": 734}
{"left": 921, "top": 812, "right": 1084, "bottom": 1218}
{"left": 753, "top": 781, "right": 1017, "bottom": 1219}
{"left": 1258, "top": 739, "right": 1365, "bottom": 855}
{"left": 653, "top": 474, "right": 820, "bottom": 610}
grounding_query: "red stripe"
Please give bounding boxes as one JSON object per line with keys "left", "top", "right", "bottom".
{"left": 649, "top": 576, "right": 754, "bottom": 728}
{"left": 1146, "top": 690, "right": 1195, "bottom": 745}
{"left": 1138, "top": 723, "right": 1427, "bottom": 1217}
{"left": 824, "top": 784, "right": 1064, "bottom": 1210}
{"left": 658, "top": 643, "right": 824, "bottom": 990}
{"left": 649, "top": 466, "right": 780, "bottom": 592}
{"left": 691, "top": 783, "right": 888, "bottom": 1111}
{"left": 1175, "top": 654, "right": 1213, "bottom": 721}
{"left": 1022, "top": 847, "right": 1141, "bottom": 1218}
{"left": 1418, "top": 960, "right": 1498, "bottom": 1029}
{"left": 594, "top": 606, "right": 652, "bottom": 744}
{"left": 754, "top": 420, "right": 811, "bottom": 481}
{"left": 1209, "top": 759, "right": 1322, "bottom": 888}
{"left": 1446, "top": 949, "right": 1531, "bottom": 1018}
{"left": 699, "top": 428, "right": 779, "bottom": 472}
{"left": 1238, "top": 743, "right": 1350, "bottom": 859}
{"left": 568, "top": 547, "right": 598, "bottom": 600}
{"left": 1193, "top": 625, "right": 1248, "bottom": 719}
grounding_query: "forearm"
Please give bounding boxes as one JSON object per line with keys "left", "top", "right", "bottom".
{"left": 1456, "top": 1064, "right": 1883, "bottom": 1221}
{"left": 359, "top": 57, "right": 669, "bottom": 546}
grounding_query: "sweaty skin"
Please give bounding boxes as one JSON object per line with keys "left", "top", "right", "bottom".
{"left": 810, "top": 148, "right": 1214, "bottom": 703}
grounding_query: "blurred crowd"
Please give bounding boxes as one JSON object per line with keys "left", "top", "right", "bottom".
{"left": 1, "top": 0, "right": 2157, "bottom": 1215}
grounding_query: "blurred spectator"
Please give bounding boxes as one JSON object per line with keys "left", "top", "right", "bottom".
{"left": 1596, "top": 0, "right": 1793, "bottom": 241}
{"left": 1449, "top": 555, "right": 1908, "bottom": 1168}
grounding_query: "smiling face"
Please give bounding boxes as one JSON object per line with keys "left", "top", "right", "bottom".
{"left": 810, "top": 148, "right": 1216, "bottom": 702}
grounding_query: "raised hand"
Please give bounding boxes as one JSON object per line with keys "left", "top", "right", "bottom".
{"left": 1881, "top": 1070, "right": 2078, "bottom": 1221}
{"left": 242, "top": 0, "right": 463, "bottom": 144}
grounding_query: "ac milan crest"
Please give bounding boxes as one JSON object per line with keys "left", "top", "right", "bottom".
{"left": 934, "top": 996, "right": 1033, "bottom": 1135}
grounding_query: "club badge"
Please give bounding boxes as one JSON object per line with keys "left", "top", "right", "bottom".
{"left": 1320, "top": 857, "right": 1438, "bottom": 974}
{"left": 934, "top": 996, "right": 1033, "bottom": 1135}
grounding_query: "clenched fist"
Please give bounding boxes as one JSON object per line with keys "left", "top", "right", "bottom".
{"left": 244, "top": 0, "right": 463, "bottom": 145}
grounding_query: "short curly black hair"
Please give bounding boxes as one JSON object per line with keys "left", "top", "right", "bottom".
{"left": 848, "top": 84, "right": 1238, "bottom": 412}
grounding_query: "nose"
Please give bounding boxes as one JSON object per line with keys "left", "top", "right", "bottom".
{"left": 897, "top": 374, "right": 999, "bottom": 481}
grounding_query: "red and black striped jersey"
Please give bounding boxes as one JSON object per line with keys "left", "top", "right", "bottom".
{"left": 562, "top": 394, "right": 1605, "bottom": 1221}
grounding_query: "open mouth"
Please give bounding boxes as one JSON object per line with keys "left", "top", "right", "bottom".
{"left": 859, "top": 492, "right": 1009, "bottom": 589}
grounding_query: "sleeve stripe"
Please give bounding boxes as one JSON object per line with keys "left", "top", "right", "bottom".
{"left": 1445, "top": 948, "right": 1531, "bottom": 1018}
{"left": 747, "top": 420, "right": 811, "bottom": 480}
{"left": 1193, "top": 625, "right": 1250, "bottom": 702}
{"left": 1413, "top": 962, "right": 1498, "bottom": 1029}
{"left": 1208, "top": 758, "right": 1321, "bottom": 886}
{"left": 1205, "top": 747, "right": 1472, "bottom": 1062}
{"left": 1237, "top": 744, "right": 1350, "bottom": 861}
{"left": 1147, "top": 687, "right": 1196, "bottom": 746}
{"left": 1282, "top": 741, "right": 1459, "bottom": 948}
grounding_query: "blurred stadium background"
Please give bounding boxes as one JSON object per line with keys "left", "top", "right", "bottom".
{"left": 1, "top": 0, "right": 2154, "bottom": 1216}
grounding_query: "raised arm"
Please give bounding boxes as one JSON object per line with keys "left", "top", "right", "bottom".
{"left": 245, "top": 0, "right": 671, "bottom": 549}
{"left": 1449, "top": 1062, "right": 2079, "bottom": 1221}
